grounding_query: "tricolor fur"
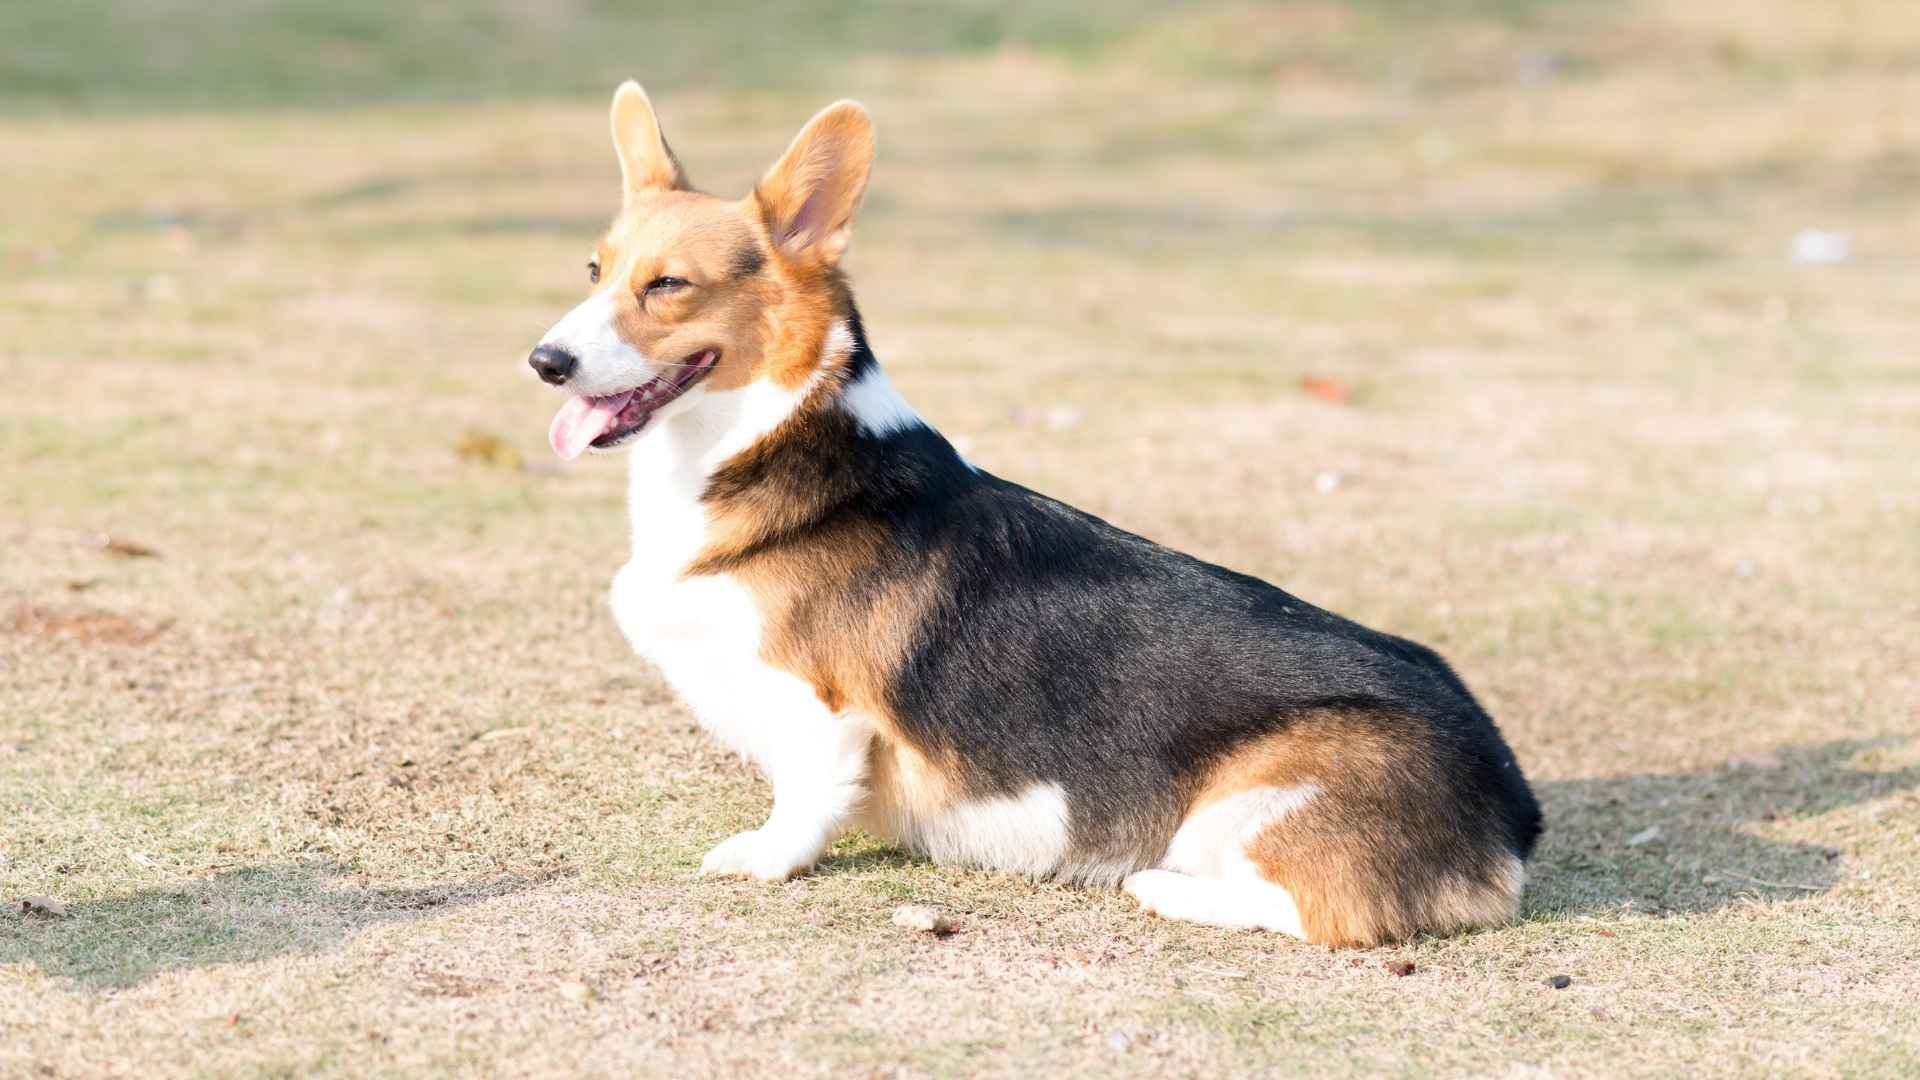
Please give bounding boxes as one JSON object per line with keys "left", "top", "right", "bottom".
{"left": 526, "top": 83, "right": 1543, "bottom": 947}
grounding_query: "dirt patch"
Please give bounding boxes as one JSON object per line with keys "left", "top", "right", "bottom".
{"left": 5, "top": 603, "right": 173, "bottom": 646}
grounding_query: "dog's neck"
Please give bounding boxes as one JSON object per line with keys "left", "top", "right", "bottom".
{"left": 624, "top": 316, "right": 930, "bottom": 578}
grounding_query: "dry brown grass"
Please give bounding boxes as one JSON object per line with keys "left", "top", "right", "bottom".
{"left": 4, "top": 1, "right": 1919, "bottom": 1075}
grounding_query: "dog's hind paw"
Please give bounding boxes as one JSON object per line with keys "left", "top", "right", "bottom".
{"left": 697, "top": 829, "right": 815, "bottom": 881}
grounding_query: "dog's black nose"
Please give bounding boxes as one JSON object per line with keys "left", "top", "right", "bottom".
{"left": 528, "top": 345, "right": 578, "bottom": 386}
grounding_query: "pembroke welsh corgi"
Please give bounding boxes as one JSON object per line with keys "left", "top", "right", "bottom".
{"left": 525, "top": 83, "right": 1542, "bottom": 947}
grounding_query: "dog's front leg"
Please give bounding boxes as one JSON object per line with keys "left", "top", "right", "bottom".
{"left": 697, "top": 709, "right": 871, "bottom": 882}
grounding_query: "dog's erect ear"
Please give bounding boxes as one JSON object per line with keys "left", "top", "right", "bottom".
{"left": 610, "top": 81, "right": 688, "bottom": 199}
{"left": 754, "top": 101, "right": 874, "bottom": 266}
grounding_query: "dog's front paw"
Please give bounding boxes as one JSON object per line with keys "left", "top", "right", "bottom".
{"left": 697, "top": 829, "right": 815, "bottom": 881}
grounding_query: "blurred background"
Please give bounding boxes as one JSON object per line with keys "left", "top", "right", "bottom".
{"left": 3, "top": 3, "right": 1917, "bottom": 1076}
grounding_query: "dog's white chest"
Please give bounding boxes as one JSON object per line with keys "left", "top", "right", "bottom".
{"left": 610, "top": 561, "right": 810, "bottom": 763}
{"left": 607, "top": 378, "right": 866, "bottom": 778}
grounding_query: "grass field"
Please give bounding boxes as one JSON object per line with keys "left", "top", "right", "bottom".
{"left": 4, "top": 1, "right": 1918, "bottom": 1076}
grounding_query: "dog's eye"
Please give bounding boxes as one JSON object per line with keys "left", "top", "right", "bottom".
{"left": 587, "top": 260, "right": 600, "bottom": 284}
{"left": 644, "top": 276, "right": 688, "bottom": 294}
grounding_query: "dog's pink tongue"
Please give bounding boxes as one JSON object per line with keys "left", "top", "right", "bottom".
{"left": 549, "top": 392, "right": 634, "bottom": 461}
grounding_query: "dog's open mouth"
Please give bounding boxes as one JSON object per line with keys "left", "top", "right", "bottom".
{"left": 547, "top": 350, "right": 719, "bottom": 460}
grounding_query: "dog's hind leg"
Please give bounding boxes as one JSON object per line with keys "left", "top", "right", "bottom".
{"left": 1123, "top": 868, "right": 1307, "bottom": 937}
{"left": 1136, "top": 710, "right": 1533, "bottom": 947}
{"left": 1122, "top": 785, "right": 1318, "bottom": 937}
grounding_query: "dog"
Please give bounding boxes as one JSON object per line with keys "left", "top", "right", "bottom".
{"left": 524, "top": 82, "right": 1542, "bottom": 947}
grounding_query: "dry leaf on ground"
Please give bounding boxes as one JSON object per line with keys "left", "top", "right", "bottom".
{"left": 455, "top": 429, "right": 525, "bottom": 470}
{"left": 1299, "top": 374, "right": 1354, "bottom": 405}
{"left": 5, "top": 604, "right": 170, "bottom": 645}
{"left": 97, "top": 534, "right": 159, "bottom": 558}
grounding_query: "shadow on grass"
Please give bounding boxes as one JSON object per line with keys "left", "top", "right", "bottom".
{"left": 8, "top": 743, "right": 1899, "bottom": 989}
{"left": 1525, "top": 738, "right": 1916, "bottom": 919}
{"left": 775, "top": 740, "right": 1916, "bottom": 922}
{"left": 816, "top": 844, "right": 931, "bottom": 876}
{"left": 1, "top": 862, "right": 543, "bottom": 992}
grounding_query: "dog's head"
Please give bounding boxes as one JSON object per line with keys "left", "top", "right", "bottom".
{"left": 530, "top": 82, "right": 875, "bottom": 459}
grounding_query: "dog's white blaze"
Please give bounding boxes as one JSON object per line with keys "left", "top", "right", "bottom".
{"left": 841, "top": 364, "right": 925, "bottom": 437}
{"left": 1122, "top": 784, "right": 1318, "bottom": 938}
{"left": 908, "top": 782, "right": 1073, "bottom": 878}
{"left": 536, "top": 290, "right": 655, "bottom": 397}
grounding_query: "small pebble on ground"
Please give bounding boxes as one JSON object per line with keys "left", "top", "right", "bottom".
{"left": 891, "top": 904, "right": 954, "bottom": 935}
